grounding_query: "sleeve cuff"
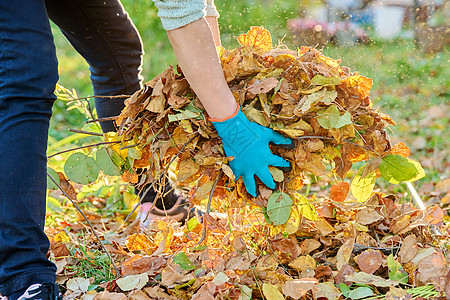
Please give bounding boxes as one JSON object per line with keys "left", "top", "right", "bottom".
{"left": 205, "top": 0, "right": 220, "bottom": 18}
{"left": 153, "top": 0, "right": 207, "bottom": 31}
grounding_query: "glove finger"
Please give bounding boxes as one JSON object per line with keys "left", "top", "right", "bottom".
{"left": 242, "top": 174, "right": 257, "bottom": 197}
{"left": 269, "top": 155, "right": 291, "bottom": 169}
{"left": 268, "top": 130, "right": 293, "bottom": 146}
{"left": 257, "top": 168, "right": 276, "bottom": 190}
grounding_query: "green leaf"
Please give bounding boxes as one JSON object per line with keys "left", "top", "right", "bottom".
{"left": 95, "top": 148, "right": 121, "bottom": 176}
{"left": 168, "top": 110, "right": 200, "bottom": 122}
{"left": 339, "top": 283, "right": 351, "bottom": 298}
{"left": 351, "top": 166, "right": 377, "bottom": 202}
{"left": 184, "top": 102, "right": 203, "bottom": 114}
{"left": 311, "top": 74, "right": 341, "bottom": 86}
{"left": 348, "top": 287, "right": 373, "bottom": 299}
{"left": 299, "top": 88, "right": 326, "bottom": 113}
{"left": 387, "top": 254, "right": 408, "bottom": 284}
{"left": 317, "top": 105, "right": 352, "bottom": 129}
{"left": 64, "top": 153, "right": 99, "bottom": 184}
{"left": 266, "top": 191, "right": 293, "bottom": 225}
{"left": 269, "top": 166, "right": 284, "bottom": 182}
{"left": 186, "top": 217, "right": 200, "bottom": 232}
{"left": 47, "top": 167, "right": 60, "bottom": 190}
{"left": 379, "top": 155, "right": 422, "bottom": 184}
{"left": 321, "top": 89, "right": 338, "bottom": 105}
{"left": 128, "top": 147, "right": 142, "bottom": 160}
{"left": 173, "top": 252, "right": 196, "bottom": 271}
{"left": 243, "top": 106, "right": 269, "bottom": 126}
{"left": 46, "top": 196, "right": 62, "bottom": 213}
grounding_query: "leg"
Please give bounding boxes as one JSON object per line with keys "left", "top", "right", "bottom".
{"left": 45, "top": 0, "right": 144, "bottom": 132}
{"left": 45, "top": 0, "right": 191, "bottom": 223}
{"left": 0, "top": 0, "right": 58, "bottom": 296}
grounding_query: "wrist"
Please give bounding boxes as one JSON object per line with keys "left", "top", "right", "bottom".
{"left": 209, "top": 104, "right": 239, "bottom": 122}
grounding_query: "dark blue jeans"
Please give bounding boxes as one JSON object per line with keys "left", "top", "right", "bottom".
{"left": 0, "top": 0, "right": 143, "bottom": 296}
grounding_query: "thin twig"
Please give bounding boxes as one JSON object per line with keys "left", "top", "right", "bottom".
{"left": 280, "top": 48, "right": 312, "bottom": 77}
{"left": 86, "top": 116, "right": 118, "bottom": 124}
{"left": 66, "top": 94, "right": 133, "bottom": 103}
{"left": 47, "top": 173, "right": 120, "bottom": 277}
{"left": 68, "top": 129, "right": 103, "bottom": 137}
{"left": 122, "top": 134, "right": 199, "bottom": 224}
{"left": 47, "top": 141, "right": 120, "bottom": 159}
{"left": 196, "top": 170, "right": 222, "bottom": 246}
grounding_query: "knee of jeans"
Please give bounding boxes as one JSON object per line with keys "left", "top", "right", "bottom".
{"left": 91, "top": 33, "right": 143, "bottom": 96}
{"left": 0, "top": 39, "right": 58, "bottom": 103}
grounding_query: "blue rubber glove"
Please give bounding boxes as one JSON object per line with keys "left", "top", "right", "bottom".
{"left": 211, "top": 108, "right": 292, "bottom": 197}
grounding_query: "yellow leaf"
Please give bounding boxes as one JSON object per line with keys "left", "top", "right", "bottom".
{"left": 351, "top": 169, "right": 376, "bottom": 202}
{"left": 273, "top": 128, "right": 304, "bottom": 138}
{"left": 289, "top": 255, "right": 316, "bottom": 271}
{"left": 126, "top": 233, "right": 153, "bottom": 253}
{"left": 294, "top": 193, "right": 318, "bottom": 221}
{"left": 237, "top": 26, "right": 273, "bottom": 53}
{"left": 177, "top": 159, "right": 199, "bottom": 182}
{"left": 123, "top": 190, "right": 139, "bottom": 212}
{"left": 284, "top": 205, "right": 301, "bottom": 235}
{"left": 262, "top": 283, "right": 285, "bottom": 300}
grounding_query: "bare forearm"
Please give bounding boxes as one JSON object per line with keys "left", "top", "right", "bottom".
{"left": 167, "top": 18, "right": 237, "bottom": 119}
{"left": 205, "top": 16, "right": 221, "bottom": 47}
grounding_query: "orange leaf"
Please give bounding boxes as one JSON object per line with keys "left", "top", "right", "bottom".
{"left": 126, "top": 233, "right": 153, "bottom": 253}
{"left": 340, "top": 75, "right": 373, "bottom": 99}
{"left": 237, "top": 26, "right": 272, "bottom": 53}
{"left": 390, "top": 142, "right": 410, "bottom": 158}
{"left": 329, "top": 182, "right": 350, "bottom": 202}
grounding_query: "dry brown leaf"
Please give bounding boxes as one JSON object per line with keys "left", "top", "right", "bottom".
{"left": 398, "top": 235, "right": 418, "bottom": 264}
{"left": 356, "top": 249, "right": 383, "bottom": 274}
{"left": 312, "top": 282, "right": 342, "bottom": 300}
{"left": 144, "top": 286, "right": 178, "bottom": 300}
{"left": 314, "top": 218, "right": 335, "bottom": 236}
{"left": 281, "top": 278, "right": 317, "bottom": 300}
{"left": 336, "top": 238, "right": 355, "bottom": 270}
{"left": 127, "top": 290, "right": 151, "bottom": 300}
{"left": 356, "top": 208, "right": 384, "bottom": 225}
{"left": 416, "top": 252, "right": 448, "bottom": 284}
{"left": 300, "top": 239, "right": 321, "bottom": 255}
{"left": 93, "top": 291, "right": 127, "bottom": 300}
{"left": 329, "top": 182, "right": 350, "bottom": 202}
{"left": 385, "top": 286, "right": 413, "bottom": 300}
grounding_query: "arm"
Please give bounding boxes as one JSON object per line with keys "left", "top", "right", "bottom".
{"left": 167, "top": 18, "right": 235, "bottom": 120}
{"left": 152, "top": 0, "right": 292, "bottom": 196}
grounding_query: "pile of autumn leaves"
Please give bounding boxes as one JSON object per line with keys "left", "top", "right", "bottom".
{"left": 115, "top": 26, "right": 424, "bottom": 227}
{"left": 52, "top": 27, "right": 450, "bottom": 300}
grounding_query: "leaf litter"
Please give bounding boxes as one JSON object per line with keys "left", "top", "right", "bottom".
{"left": 42, "top": 27, "right": 450, "bottom": 299}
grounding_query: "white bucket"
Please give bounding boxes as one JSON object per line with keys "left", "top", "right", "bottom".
{"left": 374, "top": 6, "right": 405, "bottom": 39}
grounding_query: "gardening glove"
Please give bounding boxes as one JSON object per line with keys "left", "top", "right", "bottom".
{"left": 211, "top": 107, "right": 293, "bottom": 197}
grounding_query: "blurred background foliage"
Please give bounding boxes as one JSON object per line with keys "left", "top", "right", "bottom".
{"left": 49, "top": 0, "right": 448, "bottom": 199}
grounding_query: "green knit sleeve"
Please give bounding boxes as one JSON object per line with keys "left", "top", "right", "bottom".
{"left": 152, "top": 0, "right": 206, "bottom": 30}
